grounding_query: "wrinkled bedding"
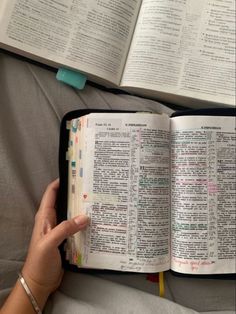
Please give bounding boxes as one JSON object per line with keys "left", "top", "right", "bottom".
{"left": 0, "top": 51, "right": 235, "bottom": 313}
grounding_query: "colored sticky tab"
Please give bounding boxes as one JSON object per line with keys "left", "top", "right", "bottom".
{"left": 69, "top": 147, "right": 73, "bottom": 155}
{"left": 56, "top": 68, "right": 87, "bottom": 90}
{"left": 66, "top": 120, "right": 71, "bottom": 129}
{"left": 79, "top": 167, "right": 83, "bottom": 177}
{"left": 66, "top": 149, "right": 73, "bottom": 160}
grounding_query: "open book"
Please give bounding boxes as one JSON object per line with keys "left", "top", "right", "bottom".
{"left": 0, "top": 0, "right": 235, "bottom": 108}
{"left": 58, "top": 109, "right": 236, "bottom": 275}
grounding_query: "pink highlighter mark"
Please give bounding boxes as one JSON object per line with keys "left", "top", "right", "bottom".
{"left": 208, "top": 181, "right": 218, "bottom": 194}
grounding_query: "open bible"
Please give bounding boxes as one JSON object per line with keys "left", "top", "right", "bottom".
{"left": 0, "top": 0, "right": 235, "bottom": 108}
{"left": 58, "top": 109, "right": 236, "bottom": 275}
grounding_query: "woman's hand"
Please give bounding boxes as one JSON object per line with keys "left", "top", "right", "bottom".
{"left": 22, "top": 179, "right": 89, "bottom": 301}
{"left": 1, "top": 179, "right": 89, "bottom": 314}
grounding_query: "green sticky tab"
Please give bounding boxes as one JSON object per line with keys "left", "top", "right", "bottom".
{"left": 56, "top": 68, "right": 87, "bottom": 90}
{"left": 77, "top": 254, "right": 82, "bottom": 266}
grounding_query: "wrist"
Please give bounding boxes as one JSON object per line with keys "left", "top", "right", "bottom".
{"left": 20, "top": 269, "right": 51, "bottom": 310}
{"left": 1, "top": 273, "right": 51, "bottom": 314}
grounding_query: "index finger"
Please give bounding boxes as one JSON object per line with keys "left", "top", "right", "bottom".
{"left": 32, "top": 179, "right": 59, "bottom": 242}
{"left": 39, "top": 178, "right": 59, "bottom": 213}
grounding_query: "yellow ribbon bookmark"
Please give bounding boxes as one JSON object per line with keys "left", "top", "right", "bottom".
{"left": 159, "top": 272, "right": 165, "bottom": 297}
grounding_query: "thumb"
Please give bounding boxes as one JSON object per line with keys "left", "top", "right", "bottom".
{"left": 45, "top": 215, "right": 89, "bottom": 248}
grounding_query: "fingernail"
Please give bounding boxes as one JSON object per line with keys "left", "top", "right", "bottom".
{"left": 74, "top": 215, "right": 89, "bottom": 226}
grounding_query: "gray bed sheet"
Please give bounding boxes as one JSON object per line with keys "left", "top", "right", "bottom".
{"left": 0, "top": 52, "right": 235, "bottom": 313}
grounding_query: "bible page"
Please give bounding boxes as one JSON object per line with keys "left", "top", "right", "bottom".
{"left": 72, "top": 113, "right": 171, "bottom": 272}
{"left": 0, "top": 0, "right": 141, "bottom": 84}
{"left": 170, "top": 115, "right": 236, "bottom": 274}
{"left": 121, "top": 0, "right": 235, "bottom": 106}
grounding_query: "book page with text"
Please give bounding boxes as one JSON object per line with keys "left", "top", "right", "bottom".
{"left": 0, "top": 0, "right": 141, "bottom": 84}
{"left": 72, "top": 113, "right": 171, "bottom": 272}
{"left": 170, "top": 115, "right": 236, "bottom": 274}
{"left": 121, "top": 0, "right": 235, "bottom": 105}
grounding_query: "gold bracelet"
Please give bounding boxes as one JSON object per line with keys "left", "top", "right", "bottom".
{"left": 18, "top": 272, "right": 42, "bottom": 314}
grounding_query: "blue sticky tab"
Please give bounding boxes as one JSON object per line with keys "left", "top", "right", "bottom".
{"left": 56, "top": 68, "right": 87, "bottom": 90}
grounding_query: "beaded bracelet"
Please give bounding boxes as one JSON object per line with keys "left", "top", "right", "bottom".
{"left": 18, "top": 272, "right": 42, "bottom": 314}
